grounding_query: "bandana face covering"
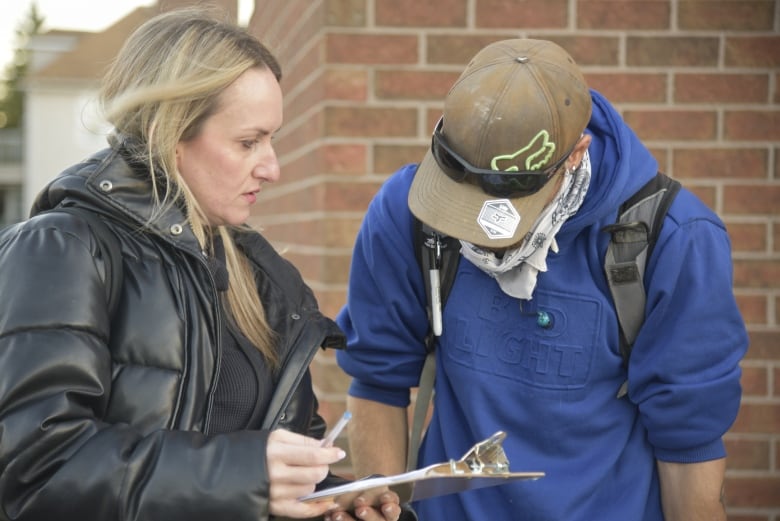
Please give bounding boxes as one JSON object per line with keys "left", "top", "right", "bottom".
{"left": 460, "top": 151, "right": 591, "bottom": 300}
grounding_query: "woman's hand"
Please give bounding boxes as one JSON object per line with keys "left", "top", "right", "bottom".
{"left": 266, "top": 429, "right": 345, "bottom": 518}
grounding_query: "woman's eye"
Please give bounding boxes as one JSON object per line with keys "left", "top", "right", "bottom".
{"left": 241, "top": 140, "right": 258, "bottom": 149}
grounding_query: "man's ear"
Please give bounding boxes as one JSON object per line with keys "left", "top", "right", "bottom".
{"left": 567, "top": 134, "right": 592, "bottom": 170}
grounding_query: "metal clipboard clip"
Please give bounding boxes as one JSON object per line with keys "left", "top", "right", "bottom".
{"left": 447, "top": 430, "right": 511, "bottom": 475}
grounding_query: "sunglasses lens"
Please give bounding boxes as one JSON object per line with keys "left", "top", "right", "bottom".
{"left": 479, "top": 174, "right": 543, "bottom": 198}
{"left": 432, "top": 135, "right": 467, "bottom": 181}
{"left": 430, "top": 122, "right": 565, "bottom": 198}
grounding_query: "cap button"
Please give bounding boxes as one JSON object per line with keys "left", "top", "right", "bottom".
{"left": 516, "top": 56, "right": 530, "bottom": 64}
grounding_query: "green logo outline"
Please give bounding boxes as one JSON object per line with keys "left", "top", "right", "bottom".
{"left": 491, "top": 130, "right": 556, "bottom": 172}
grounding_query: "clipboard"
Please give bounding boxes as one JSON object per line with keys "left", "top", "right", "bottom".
{"left": 300, "top": 431, "right": 544, "bottom": 508}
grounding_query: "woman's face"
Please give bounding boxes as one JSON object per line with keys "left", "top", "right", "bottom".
{"left": 176, "top": 67, "right": 283, "bottom": 226}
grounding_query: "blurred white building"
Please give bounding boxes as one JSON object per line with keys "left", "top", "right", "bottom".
{"left": 2, "top": 0, "right": 238, "bottom": 225}
{"left": 19, "top": 7, "right": 154, "bottom": 218}
{"left": 0, "top": 127, "right": 23, "bottom": 224}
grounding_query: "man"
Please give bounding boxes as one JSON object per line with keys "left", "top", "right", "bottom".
{"left": 335, "top": 39, "right": 747, "bottom": 521}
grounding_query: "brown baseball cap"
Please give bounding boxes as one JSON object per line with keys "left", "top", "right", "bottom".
{"left": 409, "top": 39, "right": 592, "bottom": 249}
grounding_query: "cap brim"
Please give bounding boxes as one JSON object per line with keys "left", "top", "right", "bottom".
{"left": 409, "top": 149, "right": 562, "bottom": 249}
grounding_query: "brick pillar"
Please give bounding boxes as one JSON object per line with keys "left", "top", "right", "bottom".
{"left": 247, "top": 0, "right": 780, "bottom": 509}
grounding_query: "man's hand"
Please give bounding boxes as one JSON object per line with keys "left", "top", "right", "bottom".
{"left": 324, "top": 492, "right": 403, "bottom": 521}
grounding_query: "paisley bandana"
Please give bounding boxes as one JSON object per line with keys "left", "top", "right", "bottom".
{"left": 460, "top": 151, "right": 591, "bottom": 300}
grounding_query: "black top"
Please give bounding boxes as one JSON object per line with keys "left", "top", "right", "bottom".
{"left": 206, "top": 236, "right": 275, "bottom": 434}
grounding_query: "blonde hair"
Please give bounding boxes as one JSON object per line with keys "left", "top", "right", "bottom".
{"left": 99, "top": 7, "right": 282, "bottom": 366}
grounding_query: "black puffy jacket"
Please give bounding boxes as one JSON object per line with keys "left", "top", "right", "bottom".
{"left": 0, "top": 146, "right": 347, "bottom": 520}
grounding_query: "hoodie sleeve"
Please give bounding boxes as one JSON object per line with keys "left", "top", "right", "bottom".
{"left": 628, "top": 191, "right": 748, "bottom": 463}
{"left": 336, "top": 164, "right": 431, "bottom": 408}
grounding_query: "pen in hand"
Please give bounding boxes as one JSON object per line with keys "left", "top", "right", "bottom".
{"left": 320, "top": 411, "right": 352, "bottom": 447}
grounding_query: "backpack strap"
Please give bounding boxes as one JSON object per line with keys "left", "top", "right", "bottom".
{"left": 602, "top": 172, "right": 681, "bottom": 398}
{"left": 408, "top": 350, "right": 435, "bottom": 472}
{"left": 53, "top": 206, "right": 123, "bottom": 316}
{"left": 408, "top": 219, "right": 459, "bottom": 471}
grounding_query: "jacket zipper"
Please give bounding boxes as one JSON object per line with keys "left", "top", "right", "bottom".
{"left": 260, "top": 318, "right": 324, "bottom": 431}
{"left": 199, "top": 250, "right": 223, "bottom": 437}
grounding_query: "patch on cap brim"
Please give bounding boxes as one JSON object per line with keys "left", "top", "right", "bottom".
{"left": 409, "top": 149, "right": 562, "bottom": 249}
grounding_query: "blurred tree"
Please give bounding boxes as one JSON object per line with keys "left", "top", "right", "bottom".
{"left": 0, "top": 3, "right": 45, "bottom": 129}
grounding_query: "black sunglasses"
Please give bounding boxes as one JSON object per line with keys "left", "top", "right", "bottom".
{"left": 430, "top": 117, "right": 573, "bottom": 198}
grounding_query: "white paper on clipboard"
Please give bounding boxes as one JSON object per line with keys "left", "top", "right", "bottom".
{"left": 299, "top": 431, "right": 544, "bottom": 509}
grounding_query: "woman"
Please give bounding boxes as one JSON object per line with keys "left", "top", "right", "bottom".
{"left": 0, "top": 7, "right": 409, "bottom": 521}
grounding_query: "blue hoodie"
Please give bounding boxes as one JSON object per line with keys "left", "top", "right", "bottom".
{"left": 336, "top": 90, "right": 747, "bottom": 521}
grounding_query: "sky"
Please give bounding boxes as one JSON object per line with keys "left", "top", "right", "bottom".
{"left": 0, "top": 0, "right": 254, "bottom": 78}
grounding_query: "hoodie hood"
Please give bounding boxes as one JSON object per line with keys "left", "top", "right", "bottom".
{"left": 558, "top": 90, "right": 658, "bottom": 240}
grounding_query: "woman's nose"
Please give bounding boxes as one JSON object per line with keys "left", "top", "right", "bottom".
{"left": 254, "top": 148, "right": 280, "bottom": 183}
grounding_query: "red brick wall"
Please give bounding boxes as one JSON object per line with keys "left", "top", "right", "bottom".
{"left": 248, "top": 0, "right": 780, "bottom": 516}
